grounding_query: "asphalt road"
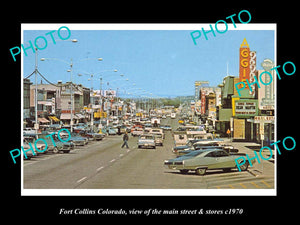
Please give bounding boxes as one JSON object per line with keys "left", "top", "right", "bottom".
{"left": 23, "top": 117, "right": 274, "bottom": 190}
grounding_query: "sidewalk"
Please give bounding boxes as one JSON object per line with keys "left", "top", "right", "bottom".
{"left": 223, "top": 138, "right": 275, "bottom": 178}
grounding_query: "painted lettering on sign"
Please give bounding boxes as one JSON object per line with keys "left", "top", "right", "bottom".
{"left": 239, "top": 38, "right": 250, "bottom": 88}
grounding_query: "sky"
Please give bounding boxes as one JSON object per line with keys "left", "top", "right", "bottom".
{"left": 23, "top": 24, "right": 275, "bottom": 98}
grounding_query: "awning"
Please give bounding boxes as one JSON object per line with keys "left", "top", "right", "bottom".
{"left": 38, "top": 118, "right": 50, "bottom": 123}
{"left": 75, "top": 113, "right": 85, "bottom": 119}
{"left": 60, "top": 113, "right": 72, "bottom": 120}
{"left": 60, "top": 113, "right": 82, "bottom": 120}
{"left": 49, "top": 116, "right": 60, "bottom": 122}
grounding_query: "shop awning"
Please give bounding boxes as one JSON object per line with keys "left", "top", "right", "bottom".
{"left": 49, "top": 116, "right": 60, "bottom": 122}
{"left": 60, "top": 113, "right": 72, "bottom": 120}
{"left": 38, "top": 118, "right": 50, "bottom": 123}
{"left": 60, "top": 113, "right": 83, "bottom": 120}
{"left": 75, "top": 113, "right": 85, "bottom": 119}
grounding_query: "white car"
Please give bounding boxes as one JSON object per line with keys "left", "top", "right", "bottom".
{"left": 23, "top": 128, "right": 36, "bottom": 134}
{"left": 149, "top": 128, "right": 164, "bottom": 139}
{"left": 138, "top": 134, "right": 156, "bottom": 149}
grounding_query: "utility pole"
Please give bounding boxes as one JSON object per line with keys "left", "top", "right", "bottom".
{"left": 34, "top": 47, "right": 38, "bottom": 139}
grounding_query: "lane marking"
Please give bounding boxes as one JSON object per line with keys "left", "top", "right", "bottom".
{"left": 119, "top": 154, "right": 124, "bottom": 157}
{"left": 110, "top": 159, "right": 116, "bottom": 163}
{"left": 96, "top": 166, "right": 104, "bottom": 172}
{"left": 261, "top": 180, "right": 272, "bottom": 188}
{"left": 250, "top": 182, "right": 261, "bottom": 188}
{"left": 239, "top": 183, "right": 247, "bottom": 189}
{"left": 76, "top": 176, "right": 87, "bottom": 183}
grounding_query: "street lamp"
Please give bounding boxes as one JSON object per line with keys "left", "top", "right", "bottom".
{"left": 38, "top": 39, "right": 77, "bottom": 133}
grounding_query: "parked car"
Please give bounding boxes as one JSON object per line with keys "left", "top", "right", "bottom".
{"left": 176, "top": 146, "right": 224, "bottom": 156}
{"left": 164, "top": 149, "right": 251, "bottom": 175}
{"left": 23, "top": 127, "right": 36, "bottom": 135}
{"left": 38, "top": 134, "right": 74, "bottom": 153}
{"left": 22, "top": 143, "right": 36, "bottom": 159}
{"left": 138, "top": 134, "right": 156, "bottom": 149}
{"left": 175, "top": 145, "right": 239, "bottom": 156}
{"left": 107, "top": 127, "right": 118, "bottom": 135}
{"left": 79, "top": 130, "right": 103, "bottom": 141}
{"left": 172, "top": 139, "right": 220, "bottom": 153}
{"left": 65, "top": 133, "right": 88, "bottom": 146}
{"left": 23, "top": 135, "right": 47, "bottom": 155}
{"left": 73, "top": 125, "right": 86, "bottom": 133}
{"left": 22, "top": 137, "right": 39, "bottom": 159}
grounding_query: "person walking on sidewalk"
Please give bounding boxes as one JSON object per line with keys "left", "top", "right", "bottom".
{"left": 121, "top": 131, "right": 129, "bottom": 149}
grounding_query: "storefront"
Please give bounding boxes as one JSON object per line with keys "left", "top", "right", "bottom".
{"left": 254, "top": 116, "right": 275, "bottom": 146}
{"left": 232, "top": 99, "right": 258, "bottom": 141}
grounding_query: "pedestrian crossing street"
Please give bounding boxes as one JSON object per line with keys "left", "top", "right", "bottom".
{"left": 202, "top": 171, "right": 274, "bottom": 189}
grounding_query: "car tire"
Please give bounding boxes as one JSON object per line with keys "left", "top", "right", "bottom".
{"left": 53, "top": 147, "right": 59, "bottom": 154}
{"left": 195, "top": 168, "right": 207, "bottom": 176}
{"left": 63, "top": 150, "right": 70, "bottom": 153}
{"left": 239, "top": 162, "right": 249, "bottom": 171}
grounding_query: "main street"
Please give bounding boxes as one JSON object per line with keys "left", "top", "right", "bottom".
{"left": 23, "top": 118, "right": 274, "bottom": 190}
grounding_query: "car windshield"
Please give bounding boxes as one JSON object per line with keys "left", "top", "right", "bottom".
{"left": 151, "top": 130, "right": 161, "bottom": 132}
{"left": 140, "top": 136, "right": 153, "bottom": 140}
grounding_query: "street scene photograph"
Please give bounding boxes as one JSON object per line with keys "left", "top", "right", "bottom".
{"left": 21, "top": 24, "right": 276, "bottom": 195}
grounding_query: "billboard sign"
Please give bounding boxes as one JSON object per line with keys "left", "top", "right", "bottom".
{"left": 258, "top": 59, "right": 275, "bottom": 110}
{"left": 239, "top": 38, "right": 250, "bottom": 88}
{"left": 104, "top": 90, "right": 116, "bottom": 97}
{"left": 200, "top": 90, "right": 206, "bottom": 115}
{"left": 234, "top": 99, "right": 258, "bottom": 118}
{"left": 249, "top": 51, "right": 257, "bottom": 96}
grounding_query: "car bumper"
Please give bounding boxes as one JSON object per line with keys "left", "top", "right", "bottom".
{"left": 73, "top": 141, "right": 85, "bottom": 146}
{"left": 139, "top": 143, "right": 155, "bottom": 148}
{"left": 164, "top": 161, "right": 184, "bottom": 169}
{"left": 62, "top": 143, "right": 74, "bottom": 150}
{"left": 155, "top": 141, "right": 163, "bottom": 146}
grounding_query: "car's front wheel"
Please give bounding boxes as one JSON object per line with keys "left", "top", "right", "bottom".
{"left": 239, "top": 162, "right": 249, "bottom": 171}
{"left": 53, "top": 147, "right": 59, "bottom": 154}
{"left": 195, "top": 168, "right": 207, "bottom": 176}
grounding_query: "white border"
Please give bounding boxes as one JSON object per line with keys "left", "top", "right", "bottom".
{"left": 21, "top": 23, "right": 277, "bottom": 196}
